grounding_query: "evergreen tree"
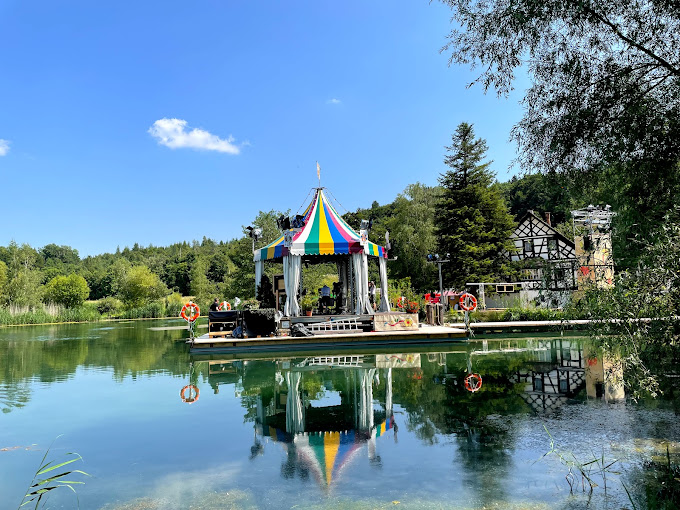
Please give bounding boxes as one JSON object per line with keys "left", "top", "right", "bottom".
{"left": 435, "top": 122, "right": 516, "bottom": 288}
{"left": 256, "top": 274, "right": 276, "bottom": 309}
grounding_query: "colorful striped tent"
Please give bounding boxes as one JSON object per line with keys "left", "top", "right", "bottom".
{"left": 253, "top": 188, "right": 387, "bottom": 262}
{"left": 262, "top": 417, "right": 395, "bottom": 489}
{"left": 253, "top": 187, "right": 391, "bottom": 316}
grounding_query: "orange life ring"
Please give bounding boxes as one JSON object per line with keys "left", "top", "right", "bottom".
{"left": 459, "top": 293, "right": 478, "bottom": 311}
{"left": 218, "top": 301, "right": 231, "bottom": 311}
{"left": 180, "top": 384, "right": 199, "bottom": 403}
{"left": 464, "top": 373, "right": 483, "bottom": 392}
{"left": 180, "top": 302, "right": 200, "bottom": 322}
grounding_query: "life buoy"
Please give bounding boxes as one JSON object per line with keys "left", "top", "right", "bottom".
{"left": 180, "top": 384, "right": 199, "bottom": 403}
{"left": 464, "top": 373, "right": 483, "bottom": 392}
{"left": 459, "top": 293, "right": 477, "bottom": 311}
{"left": 180, "top": 302, "right": 200, "bottom": 322}
{"left": 218, "top": 301, "right": 231, "bottom": 311}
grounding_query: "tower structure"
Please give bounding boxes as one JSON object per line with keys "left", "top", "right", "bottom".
{"left": 571, "top": 205, "right": 616, "bottom": 290}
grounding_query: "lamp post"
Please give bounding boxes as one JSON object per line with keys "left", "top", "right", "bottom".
{"left": 245, "top": 226, "right": 262, "bottom": 252}
{"left": 426, "top": 254, "right": 449, "bottom": 326}
{"left": 426, "top": 253, "right": 450, "bottom": 301}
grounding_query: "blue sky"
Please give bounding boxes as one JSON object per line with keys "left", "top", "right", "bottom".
{"left": 0, "top": 1, "right": 528, "bottom": 257}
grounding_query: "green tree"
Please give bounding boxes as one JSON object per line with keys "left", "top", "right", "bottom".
{"left": 5, "top": 269, "right": 43, "bottom": 308}
{"left": 118, "top": 265, "right": 169, "bottom": 308}
{"left": 384, "top": 183, "right": 439, "bottom": 291}
{"left": 44, "top": 274, "right": 90, "bottom": 308}
{"left": 189, "top": 256, "right": 215, "bottom": 306}
{"left": 0, "top": 260, "right": 7, "bottom": 302}
{"left": 441, "top": 0, "right": 680, "bottom": 172}
{"left": 435, "top": 123, "right": 516, "bottom": 288}
{"left": 495, "top": 173, "right": 574, "bottom": 226}
{"left": 256, "top": 274, "right": 276, "bottom": 309}
{"left": 440, "top": 0, "right": 680, "bottom": 266}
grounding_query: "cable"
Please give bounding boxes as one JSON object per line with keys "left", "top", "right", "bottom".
{"left": 325, "top": 187, "right": 349, "bottom": 214}
{"left": 295, "top": 188, "right": 315, "bottom": 215}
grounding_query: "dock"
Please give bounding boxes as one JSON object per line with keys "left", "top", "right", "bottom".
{"left": 189, "top": 323, "right": 468, "bottom": 353}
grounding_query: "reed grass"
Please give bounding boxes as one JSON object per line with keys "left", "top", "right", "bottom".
{"left": 0, "top": 304, "right": 101, "bottom": 326}
{"left": 18, "top": 437, "right": 89, "bottom": 509}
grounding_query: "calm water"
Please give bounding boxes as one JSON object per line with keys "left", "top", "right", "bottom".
{"left": 1, "top": 320, "right": 678, "bottom": 509}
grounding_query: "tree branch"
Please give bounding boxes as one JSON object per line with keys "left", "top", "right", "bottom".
{"left": 583, "top": 5, "right": 680, "bottom": 77}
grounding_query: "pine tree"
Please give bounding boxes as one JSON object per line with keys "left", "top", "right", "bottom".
{"left": 435, "top": 122, "right": 515, "bottom": 288}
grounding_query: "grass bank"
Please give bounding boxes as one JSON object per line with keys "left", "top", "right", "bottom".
{"left": 0, "top": 297, "right": 188, "bottom": 327}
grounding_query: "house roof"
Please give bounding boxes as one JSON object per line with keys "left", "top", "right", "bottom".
{"left": 512, "top": 210, "right": 575, "bottom": 249}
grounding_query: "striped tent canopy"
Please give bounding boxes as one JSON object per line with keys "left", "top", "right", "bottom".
{"left": 254, "top": 188, "right": 387, "bottom": 262}
{"left": 262, "top": 416, "right": 395, "bottom": 488}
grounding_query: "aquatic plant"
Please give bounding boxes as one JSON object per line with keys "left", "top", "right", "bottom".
{"left": 18, "top": 438, "right": 89, "bottom": 509}
{"left": 541, "top": 426, "right": 620, "bottom": 494}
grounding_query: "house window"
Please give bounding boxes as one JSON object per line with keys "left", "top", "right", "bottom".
{"left": 523, "top": 239, "right": 534, "bottom": 256}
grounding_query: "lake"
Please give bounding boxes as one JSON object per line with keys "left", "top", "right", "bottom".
{"left": 1, "top": 320, "right": 678, "bottom": 509}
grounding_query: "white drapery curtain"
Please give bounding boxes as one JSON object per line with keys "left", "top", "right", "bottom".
{"left": 283, "top": 255, "right": 301, "bottom": 317}
{"left": 254, "top": 260, "right": 264, "bottom": 295}
{"left": 352, "top": 253, "right": 373, "bottom": 315}
{"left": 351, "top": 254, "right": 363, "bottom": 314}
{"left": 378, "top": 257, "right": 390, "bottom": 312}
{"left": 285, "top": 371, "right": 304, "bottom": 434}
{"left": 337, "top": 259, "right": 349, "bottom": 312}
{"left": 385, "top": 368, "right": 392, "bottom": 417}
{"left": 357, "top": 368, "right": 376, "bottom": 431}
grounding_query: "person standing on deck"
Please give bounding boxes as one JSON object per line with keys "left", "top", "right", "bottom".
{"left": 209, "top": 298, "right": 220, "bottom": 312}
{"left": 320, "top": 284, "right": 331, "bottom": 313}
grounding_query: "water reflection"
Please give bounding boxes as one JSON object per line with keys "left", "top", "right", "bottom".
{"left": 195, "top": 337, "right": 598, "bottom": 495}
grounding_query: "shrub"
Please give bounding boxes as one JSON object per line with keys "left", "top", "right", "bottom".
{"left": 121, "top": 301, "right": 166, "bottom": 319}
{"left": 165, "top": 292, "right": 186, "bottom": 317}
{"left": 44, "top": 274, "right": 90, "bottom": 308}
{"left": 96, "top": 297, "right": 123, "bottom": 316}
{"left": 244, "top": 308, "right": 277, "bottom": 336}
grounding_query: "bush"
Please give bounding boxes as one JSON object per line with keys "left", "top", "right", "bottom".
{"left": 121, "top": 301, "right": 166, "bottom": 319}
{"left": 238, "top": 298, "right": 260, "bottom": 310}
{"left": 165, "top": 292, "right": 186, "bottom": 317}
{"left": 44, "top": 274, "right": 90, "bottom": 308}
{"left": 96, "top": 297, "right": 123, "bottom": 316}
{"left": 243, "top": 308, "right": 277, "bottom": 336}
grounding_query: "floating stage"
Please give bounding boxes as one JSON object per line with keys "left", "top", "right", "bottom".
{"left": 189, "top": 311, "right": 468, "bottom": 354}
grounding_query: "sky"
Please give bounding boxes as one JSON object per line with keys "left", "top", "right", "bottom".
{"left": 0, "top": 1, "right": 529, "bottom": 257}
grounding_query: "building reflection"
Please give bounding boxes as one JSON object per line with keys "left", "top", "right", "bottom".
{"left": 194, "top": 336, "right": 623, "bottom": 492}
{"left": 205, "top": 354, "right": 411, "bottom": 489}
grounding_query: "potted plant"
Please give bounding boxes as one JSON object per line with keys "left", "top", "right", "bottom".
{"left": 300, "top": 294, "right": 317, "bottom": 316}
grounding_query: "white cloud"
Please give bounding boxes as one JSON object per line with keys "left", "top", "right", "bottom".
{"left": 148, "top": 118, "right": 240, "bottom": 154}
{"left": 327, "top": 98, "right": 342, "bottom": 105}
{"left": 0, "top": 139, "right": 10, "bottom": 156}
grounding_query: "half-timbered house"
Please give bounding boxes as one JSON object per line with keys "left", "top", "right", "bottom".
{"left": 508, "top": 210, "right": 578, "bottom": 292}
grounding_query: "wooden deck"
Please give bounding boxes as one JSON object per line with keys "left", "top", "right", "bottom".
{"left": 189, "top": 324, "right": 467, "bottom": 353}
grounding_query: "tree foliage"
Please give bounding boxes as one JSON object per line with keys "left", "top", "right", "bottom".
{"left": 435, "top": 122, "right": 516, "bottom": 288}
{"left": 118, "top": 265, "right": 169, "bottom": 308}
{"left": 44, "top": 274, "right": 90, "bottom": 308}
{"left": 384, "top": 183, "right": 439, "bottom": 291}
{"left": 441, "top": 0, "right": 680, "bottom": 172}
{"left": 441, "top": 0, "right": 680, "bottom": 266}
{"left": 582, "top": 209, "right": 680, "bottom": 399}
